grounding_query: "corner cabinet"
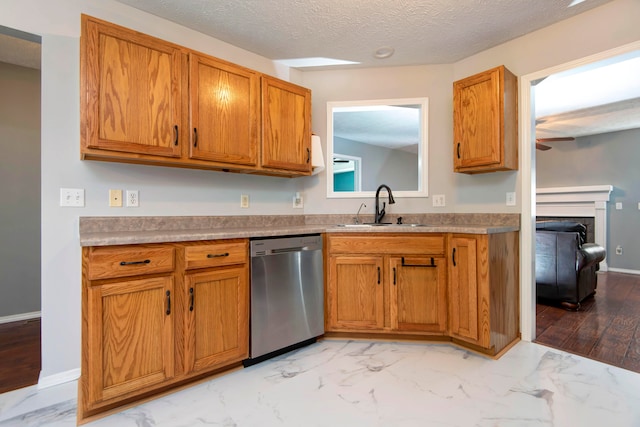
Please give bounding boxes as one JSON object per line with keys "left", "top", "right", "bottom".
{"left": 80, "top": 15, "right": 311, "bottom": 177}
{"left": 326, "top": 234, "right": 448, "bottom": 335}
{"left": 447, "top": 232, "right": 520, "bottom": 355}
{"left": 453, "top": 65, "right": 518, "bottom": 174}
{"left": 80, "top": 239, "right": 249, "bottom": 422}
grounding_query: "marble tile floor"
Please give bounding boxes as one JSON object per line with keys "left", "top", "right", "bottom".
{"left": 1, "top": 339, "right": 639, "bottom": 427}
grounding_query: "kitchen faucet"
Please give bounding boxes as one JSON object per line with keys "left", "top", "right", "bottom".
{"left": 374, "top": 184, "right": 395, "bottom": 224}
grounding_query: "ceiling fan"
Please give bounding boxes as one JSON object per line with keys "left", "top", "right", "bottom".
{"left": 535, "top": 137, "right": 575, "bottom": 151}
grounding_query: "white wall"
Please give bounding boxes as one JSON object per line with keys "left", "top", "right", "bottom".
{"left": 0, "top": 61, "right": 41, "bottom": 318}
{"left": 1, "top": 0, "right": 640, "bottom": 382}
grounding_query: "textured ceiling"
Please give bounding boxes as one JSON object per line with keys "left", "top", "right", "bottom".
{"left": 113, "top": 0, "right": 615, "bottom": 69}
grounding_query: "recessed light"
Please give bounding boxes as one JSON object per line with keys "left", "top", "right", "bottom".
{"left": 568, "top": 0, "right": 586, "bottom": 7}
{"left": 374, "top": 46, "right": 395, "bottom": 59}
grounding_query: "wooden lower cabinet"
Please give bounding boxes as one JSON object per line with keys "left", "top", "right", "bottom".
{"left": 447, "top": 232, "right": 520, "bottom": 354}
{"left": 184, "top": 267, "right": 249, "bottom": 373}
{"left": 391, "top": 256, "right": 447, "bottom": 333}
{"left": 328, "top": 256, "right": 384, "bottom": 330}
{"left": 80, "top": 240, "right": 249, "bottom": 422}
{"left": 326, "top": 235, "right": 447, "bottom": 335}
{"left": 84, "top": 275, "right": 175, "bottom": 407}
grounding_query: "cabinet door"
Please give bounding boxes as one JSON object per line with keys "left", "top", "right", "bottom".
{"left": 390, "top": 256, "right": 447, "bottom": 333}
{"left": 453, "top": 67, "right": 502, "bottom": 170}
{"left": 327, "top": 256, "right": 384, "bottom": 331}
{"left": 448, "top": 236, "right": 488, "bottom": 346}
{"left": 184, "top": 267, "right": 249, "bottom": 373}
{"left": 261, "top": 76, "right": 312, "bottom": 173}
{"left": 86, "top": 276, "right": 174, "bottom": 405}
{"left": 82, "top": 16, "right": 183, "bottom": 158}
{"left": 189, "top": 53, "right": 259, "bottom": 166}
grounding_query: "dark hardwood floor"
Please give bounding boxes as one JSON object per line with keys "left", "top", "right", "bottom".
{"left": 0, "top": 318, "right": 41, "bottom": 394}
{"left": 536, "top": 271, "right": 640, "bottom": 373}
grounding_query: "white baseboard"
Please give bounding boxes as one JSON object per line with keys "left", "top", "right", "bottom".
{"left": 38, "top": 368, "right": 80, "bottom": 390}
{"left": 608, "top": 267, "right": 640, "bottom": 276}
{"left": 0, "top": 311, "right": 41, "bottom": 325}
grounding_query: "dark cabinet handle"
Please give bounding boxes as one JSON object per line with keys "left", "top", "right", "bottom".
{"left": 120, "top": 259, "right": 151, "bottom": 266}
{"left": 193, "top": 128, "right": 198, "bottom": 147}
{"left": 189, "top": 287, "right": 194, "bottom": 312}
{"left": 393, "top": 267, "right": 396, "bottom": 285}
{"left": 401, "top": 257, "right": 437, "bottom": 268}
{"left": 173, "top": 125, "right": 179, "bottom": 146}
{"left": 452, "top": 248, "right": 457, "bottom": 267}
{"left": 457, "top": 143, "right": 461, "bottom": 159}
{"left": 306, "top": 147, "right": 310, "bottom": 163}
{"left": 166, "top": 290, "right": 171, "bottom": 315}
{"left": 207, "top": 252, "right": 229, "bottom": 258}
{"left": 377, "top": 266, "right": 381, "bottom": 284}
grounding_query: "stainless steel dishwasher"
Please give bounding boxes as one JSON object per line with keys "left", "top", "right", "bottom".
{"left": 246, "top": 234, "right": 324, "bottom": 365}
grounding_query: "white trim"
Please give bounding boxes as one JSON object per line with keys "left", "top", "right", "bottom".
{"left": 519, "top": 39, "right": 640, "bottom": 343}
{"left": 536, "top": 185, "right": 613, "bottom": 271}
{"left": 0, "top": 311, "right": 41, "bottom": 325}
{"left": 38, "top": 368, "right": 80, "bottom": 390}
{"left": 608, "top": 267, "right": 640, "bottom": 276}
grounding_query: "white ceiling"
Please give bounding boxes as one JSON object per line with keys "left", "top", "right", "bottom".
{"left": 113, "top": 0, "right": 615, "bottom": 69}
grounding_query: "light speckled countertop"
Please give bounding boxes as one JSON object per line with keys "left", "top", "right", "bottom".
{"left": 79, "top": 214, "right": 520, "bottom": 246}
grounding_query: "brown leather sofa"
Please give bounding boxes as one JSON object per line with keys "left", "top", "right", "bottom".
{"left": 535, "top": 221, "right": 606, "bottom": 309}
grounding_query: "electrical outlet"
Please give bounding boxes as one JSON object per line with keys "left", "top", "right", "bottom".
{"left": 126, "top": 190, "right": 139, "bottom": 207}
{"left": 616, "top": 245, "right": 623, "bottom": 255}
{"left": 60, "top": 188, "right": 85, "bottom": 207}
{"left": 293, "top": 192, "right": 304, "bottom": 208}
{"left": 240, "top": 194, "right": 249, "bottom": 208}
{"left": 432, "top": 194, "right": 445, "bottom": 207}
{"left": 506, "top": 192, "right": 516, "bottom": 206}
{"left": 109, "top": 189, "right": 123, "bottom": 207}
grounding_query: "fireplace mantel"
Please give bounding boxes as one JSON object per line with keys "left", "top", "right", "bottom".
{"left": 536, "top": 185, "right": 613, "bottom": 271}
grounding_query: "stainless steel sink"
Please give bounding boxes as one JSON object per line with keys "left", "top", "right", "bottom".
{"left": 336, "top": 223, "right": 429, "bottom": 228}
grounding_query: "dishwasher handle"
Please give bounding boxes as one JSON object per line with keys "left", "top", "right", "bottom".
{"left": 270, "top": 246, "right": 307, "bottom": 254}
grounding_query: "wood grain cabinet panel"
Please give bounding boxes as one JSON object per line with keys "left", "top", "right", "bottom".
{"left": 81, "top": 239, "right": 249, "bottom": 422}
{"left": 390, "top": 256, "right": 447, "bottom": 333}
{"left": 183, "top": 267, "right": 249, "bottom": 373}
{"left": 453, "top": 65, "right": 518, "bottom": 173}
{"left": 326, "top": 235, "right": 447, "bottom": 335}
{"left": 81, "top": 15, "right": 312, "bottom": 177}
{"left": 261, "top": 76, "right": 312, "bottom": 173}
{"left": 81, "top": 15, "right": 184, "bottom": 158}
{"left": 189, "top": 53, "right": 259, "bottom": 166}
{"left": 447, "top": 232, "right": 520, "bottom": 354}
{"left": 85, "top": 276, "right": 174, "bottom": 408}
{"left": 328, "top": 256, "right": 384, "bottom": 331}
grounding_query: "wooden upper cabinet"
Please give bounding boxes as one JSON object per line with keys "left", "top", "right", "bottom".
{"left": 261, "top": 76, "right": 312, "bottom": 173}
{"left": 81, "top": 15, "right": 184, "bottom": 158}
{"left": 453, "top": 65, "right": 518, "bottom": 173}
{"left": 189, "top": 53, "right": 259, "bottom": 166}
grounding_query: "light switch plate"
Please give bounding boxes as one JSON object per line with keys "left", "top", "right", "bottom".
{"left": 506, "top": 192, "right": 516, "bottom": 206}
{"left": 616, "top": 202, "right": 623, "bottom": 210}
{"left": 432, "top": 194, "right": 445, "bottom": 207}
{"left": 240, "top": 194, "right": 249, "bottom": 208}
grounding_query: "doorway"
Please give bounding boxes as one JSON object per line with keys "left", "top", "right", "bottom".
{"left": 0, "top": 25, "right": 42, "bottom": 393}
{"left": 519, "top": 40, "right": 640, "bottom": 348}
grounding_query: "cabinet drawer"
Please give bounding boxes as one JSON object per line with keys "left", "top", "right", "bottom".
{"left": 183, "top": 241, "right": 248, "bottom": 270}
{"left": 87, "top": 245, "right": 175, "bottom": 280}
{"left": 328, "top": 234, "right": 445, "bottom": 255}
